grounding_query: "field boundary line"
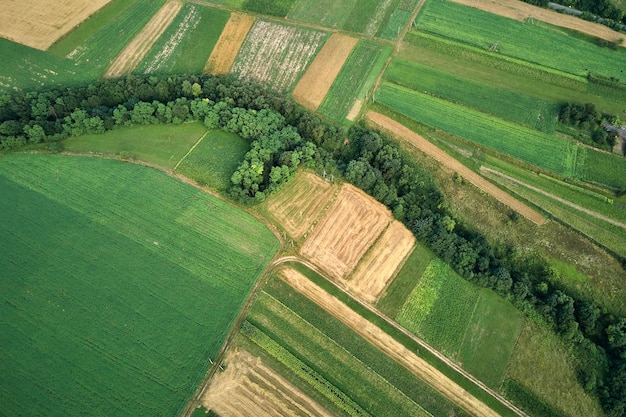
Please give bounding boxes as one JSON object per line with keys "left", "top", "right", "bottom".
{"left": 173, "top": 129, "right": 209, "bottom": 172}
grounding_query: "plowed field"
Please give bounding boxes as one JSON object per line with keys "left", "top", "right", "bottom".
{"left": 204, "top": 13, "right": 255, "bottom": 75}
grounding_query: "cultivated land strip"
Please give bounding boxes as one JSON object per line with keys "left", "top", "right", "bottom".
{"left": 105, "top": 1, "right": 183, "bottom": 77}
{"left": 366, "top": 111, "right": 547, "bottom": 225}
{"left": 292, "top": 34, "right": 358, "bottom": 111}
{"left": 278, "top": 266, "right": 501, "bottom": 417}
{"left": 449, "top": 0, "right": 626, "bottom": 46}
{"left": 204, "top": 13, "right": 255, "bottom": 75}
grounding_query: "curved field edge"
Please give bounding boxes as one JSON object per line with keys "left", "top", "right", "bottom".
{"left": 0, "top": 153, "right": 278, "bottom": 417}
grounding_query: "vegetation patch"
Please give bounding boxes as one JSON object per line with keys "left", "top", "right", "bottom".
{"left": 242, "top": 0, "right": 296, "bottom": 17}
{"left": 0, "top": 154, "right": 278, "bottom": 416}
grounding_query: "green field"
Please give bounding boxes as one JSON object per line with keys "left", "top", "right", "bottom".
{"left": 62, "top": 122, "right": 207, "bottom": 169}
{"left": 414, "top": 0, "right": 626, "bottom": 80}
{"left": 175, "top": 129, "right": 250, "bottom": 191}
{"left": 380, "top": 0, "right": 421, "bottom": 40}
{"left": 0, "top": 154, "right": 278, "bottom": 416}
{"left": 242, "top": 0, "right": 296, "bottom": 16}
{"left": 288, "top": 0, "right": 400, "bottom": 36}
{"left": 230, "top": 20, "right": 327, "bottom": 93}
{"left": 577, "top": 146, "right": 626, "bottom": 190}
{"left": 318, "top": 40, "right": 392, "bottom": 122}
{"left": 384, "top": 59, "right": 560, "bottom": 132}
{"left": 397, "top": 259, "right": 480, "bottom": 357}
{"left": 376, "top": 82, "right": 577, "bottom": 176}
{"left": 137, "top": 4, "right": 230, "bottom": 74}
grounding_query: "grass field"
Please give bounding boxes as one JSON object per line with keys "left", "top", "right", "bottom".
{"left": 397, "top": 258, "right": 480, "bottom": 358}
{"left": 376, "top": 82, "right": 577, "bottom": 176}
{"left": 175, "top": 129, "right": 249, "bottom": 191}
{"left": 384, "top": 59, "right": 560, "bottom": 132}
{"left": 230, "top": 20, "right": 327, "bottom": 93}
{"left": 318, "top": 40, "right": 392, "bottom": 122}
{"left": 415, "top": 0, "right": 626, "bottom": 80}
{"left": 380, "top": 0, "right": 421, "bottom": 40}
{"left": 137, "top": 4, "right": 230, "bottom": 74}
{"left": 577, "top": 146, "right": 626, "bottom": 191}
{"left": 62, "top": 122, "right": 207, "bottom": 169}
{"left": 0, "top": 154, "right": 278, "bottom": 416}
{"left": 242, "top": 0, "right": 296, "bottom": 16}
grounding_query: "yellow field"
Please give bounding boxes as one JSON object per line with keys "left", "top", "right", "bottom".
{"left": 0, "top": 0, "right": 112, "bottom": 50}
{"left": 204, "top": 13, "right": 255, "bottom": 75}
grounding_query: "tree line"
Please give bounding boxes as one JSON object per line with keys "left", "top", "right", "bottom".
{"left": 559, "top": 101, "right": 620, "bottom": 150}
{"left": 521, "top": 0, "right": 626, "bottom": 29}
{"left": 1, "top": 73, "right": 625, "bottom": 416}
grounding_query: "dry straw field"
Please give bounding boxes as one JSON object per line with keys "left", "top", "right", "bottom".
{"left": 0, "top": 0, "right": 111, "bottom": 50}
{"left": 204, "top": 13, "right": 255, "bottom": 75}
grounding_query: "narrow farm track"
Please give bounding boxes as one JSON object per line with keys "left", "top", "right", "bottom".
{"left": 366, "top": 111, "right": 547, "bottom": 225}
{"left": 104, "top": 1, "right": 183, "bottom": 77}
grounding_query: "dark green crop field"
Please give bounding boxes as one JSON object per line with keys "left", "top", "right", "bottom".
{"left": 0, "top": 154, "right": 278, "bottom": 416}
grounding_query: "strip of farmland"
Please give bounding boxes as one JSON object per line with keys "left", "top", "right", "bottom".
{"left": 105, "top": 1, "right": 183, "bottom": 77}
{"left": 366, "top": 111, "right": 547, "bottom": 225}
{"left": 292, "top": 34, "right": 358, "bottom": 111}
{"left": 204, "top": 13, "right": 255, "bottom": 75}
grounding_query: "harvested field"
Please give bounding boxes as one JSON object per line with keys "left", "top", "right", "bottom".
{"left": 203, "top": 348, "right": 331, "bottom": 417}
{"left": 366, "top": 111, "right": 547, "bottom": 225}
{"left": 105, "top": 1, "right": 183, "bottom": 77}
{"left": 266, "top": 172, "right": 336, "bottom": 239}
{"left": 346, "top": 99, "right": 364, "bottom": 121}
{"left": 348, "top": 221, "right": 415, "bottom": 303}
{"left": 278, "top": 267, "right": 501, "bottom": 417}
{"left": 292, "top": 34, "right": 358, "bottom": 111}
{"left": 0, "top": 0, "right": 111, "bottom": 50}
{"left": 300, "top": 184, "right": 391, "bottom": 280}
{"left": 204, "top": 13, "right": 255, "bottom": 75}
{"left": 450, "top": 0, "right": 626, "bottom": 46}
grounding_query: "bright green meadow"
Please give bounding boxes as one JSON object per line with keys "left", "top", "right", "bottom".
{"left": 0, "top": 154, "right": 278, "bottom": 416}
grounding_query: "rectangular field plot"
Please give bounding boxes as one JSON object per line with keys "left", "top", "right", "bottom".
{"left": 414, "top": 0, "right": 626, "bottom": 80}
{"left": 318, "top": 40, "right": 392, "bottom": 122}
{"left": 230, "top": 20, "right": 327, "bottom": 93}
{"left": 575, "top": 146, "right": 626, "bottom": 191}
{"left": 384, "top": 59, "right": 560, "bottom": 132}
{"left": 137, "top": 4, "right": 230, "bottom": 75}
{"left": 204, "top": 13, "right": 255, "bottom": 75}
{"left": 300, "top": 184, "right": 391, "bottom": 280}
{"left": 376, "top": 82, "right": 577, "bottom": 177}
{"left": 397, "top": 259, "right": 479, "bottom": 358}
{"left": 0, "top": 154, "right": 278, "bottom": 417}
{"left": 348, "top": 221, "right": 415, "bottom": 303}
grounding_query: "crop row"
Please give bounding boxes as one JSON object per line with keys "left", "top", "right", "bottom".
{"left": 415, "top": 0, "right": 626, "bottom": 80}
{"left": 384, "top": 59, "right": 560, "bottom": 132}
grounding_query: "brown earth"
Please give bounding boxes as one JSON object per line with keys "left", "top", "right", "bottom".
{"left": 204, "top": 13, "right": 255, "bottom": 75}
{"left": 348, "top": 221, "right": 415, "bottom": 303}
{"left": 278, "top": 267, "right": 502, "bottom": 417}
{"left": 366, "top": 111, "right": 547, "bottom": 225}
{"left": 300, "top": 184, "right": 391, "bottom": 280}
{"left": 346, "top": 99, "right": 364, "bottom": 121}
{"left": 202, "top": 348, "right": 332, "bottom": 417}
{"left": 292, "top": 34, "right": 358, "bottom": 111}
{"left": 105, "top": 1, "right": 183, "bottom": 78}
{"left": 266, "top": 172, "right": 337, "bottom": 239}
{"left": 0, "top": 0, "right": 111, "bottom": 50}
{"left": 450, "top": 0, "right": 626, "bottom": 46}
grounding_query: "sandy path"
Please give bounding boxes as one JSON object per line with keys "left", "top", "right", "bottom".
{"left": 204, "top": 13, "right": 255, "bottom": 75}
{"left": 292, "top": 34, "right": 358, "bottom": 111}
{"left": 278, "top": 267, "right": 501, "bottom": 417}
{"left": 0, "top": 0, "right": 111, "bottom": 50}
{"left": 366, "top": 111, "right": 547, "bottom": 225}
{"left": 105, "top": 1, "right": 183, "bottom": 77}
{"left": 450, "top": 0, "right": 625, "bottom": 46}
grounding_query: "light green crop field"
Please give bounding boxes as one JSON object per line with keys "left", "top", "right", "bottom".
{"left": 62, "top": 122, "right": 207, "bottom": 169}
{"left": 415, "top": 0, "right": 626, "bottom": 80}
{"left": 384, "top": 59, "right": 560, "bottom": 132}
{"left": 175, "top": 129, "right": 250, "bottom": 191}
{"left": 318, "top": 39, "right": 392, "bottom": 122}
{"left": 137, "top": 4, "right": 230, "bottom": 75}
{"left": 380, "top": 0, "right": 421, "bottom": 40}
{"left": 0, "top": 154, "right": 278, "bottom": 416}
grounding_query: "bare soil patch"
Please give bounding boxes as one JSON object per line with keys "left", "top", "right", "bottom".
{"left": 348, "top": 221, "right": 415, "bottom": 303}
{"left": 292, "top": 34, "right": 358, "bottom": 111}
{"left": 450, "top": 0, "right": 625, "bottom": 46}
{"left": 204, "top": 13, "right": 255, "bottom": 75}
{"left": 266, "top": 172, "right": 337, "bottom": 239}
{"left": 346, "top": 99, "right": 364, "bottom": 121}
{"left": 202, "top": 348, "right": 331, "bottom": 417}
{"left": 105, "top": 1, "right": 183, "bottom": 77}
{"left": 278, "top": 267, "right": 501, "bottom": 417}
{"left": 366, "top": 111, "right": 547, "bottom": 225}
{"left": 0, "top": 0, "right": 111, "bottom": 50}
{"left": 300, "top": 184, "right": 391, "bottom": 280}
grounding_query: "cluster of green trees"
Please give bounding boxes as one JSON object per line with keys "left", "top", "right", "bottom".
{"left": 559, "top": 102, "right": 619, "bottom": 150}
{"left": 1, "top": 73, "right": 626, "bottom": 416}
{"left": 521, "top": 0, "right": 626, "bottom": 27}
